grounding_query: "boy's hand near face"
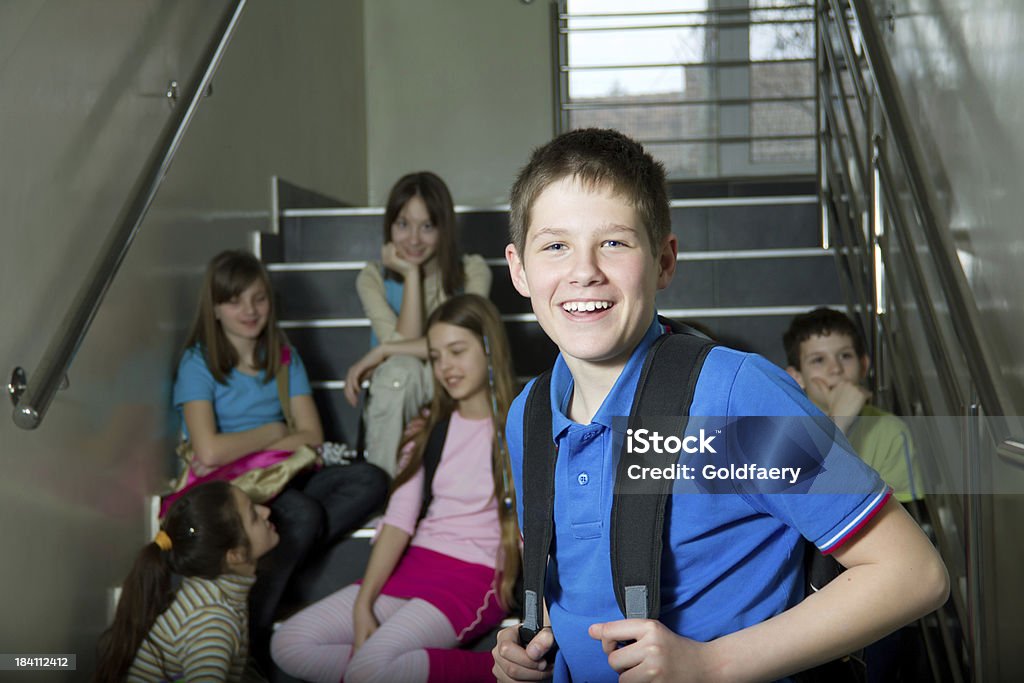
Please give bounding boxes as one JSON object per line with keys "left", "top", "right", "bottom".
{"left": 589, "top": 620, "right": 717, "bottom": 683}
{"left": 806, "top": 377, "right": 870, "bottom": 433}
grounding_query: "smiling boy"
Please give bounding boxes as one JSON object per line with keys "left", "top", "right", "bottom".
{"left": 784, "top": 308, "right": 923, "bottom": 502}
{"left": 493, "top": 129, "right": 948, "bottom": 682}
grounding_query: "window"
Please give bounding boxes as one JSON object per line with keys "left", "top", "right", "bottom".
{"left": 558, "top": 1, "right": 815, "bottom": 178}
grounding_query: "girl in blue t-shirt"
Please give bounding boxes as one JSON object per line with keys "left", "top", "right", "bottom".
{"left": 173, "top": 250, "right": 389, "bottom": 663}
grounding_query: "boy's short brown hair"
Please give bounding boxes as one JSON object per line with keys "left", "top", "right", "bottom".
{"left": 783, "top": 307, "right": 866, "bottom": 368}
{"left": 508, "top": 128, "right": 670, "bottom": 257}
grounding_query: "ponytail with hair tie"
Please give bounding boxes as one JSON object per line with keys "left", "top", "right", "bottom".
{"left": 94, "top": 481, "right": 246, "bottom": 683}
{"left": 153, "top": 530, "right": 172, "bottom": 552}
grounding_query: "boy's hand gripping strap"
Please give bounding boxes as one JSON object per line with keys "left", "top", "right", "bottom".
{"left": 610, "top": 324, "right": 715, "bottom": 621}
{"left": 518, "top": 371, "right": 557, "bottom": 655}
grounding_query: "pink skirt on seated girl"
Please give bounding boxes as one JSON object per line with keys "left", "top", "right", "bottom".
{"left": 370, "top": 545, "right": 506, "bottom": 642}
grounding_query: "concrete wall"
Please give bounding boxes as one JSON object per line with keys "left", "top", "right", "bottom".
{"left": 364, "top": 0, "right": 553, "bottom": 206}
{"left": 0, "top": 0, "right": 365, "bottom": 674}
{"left": 0, "top": 0, "right": 548, "bottom": 670}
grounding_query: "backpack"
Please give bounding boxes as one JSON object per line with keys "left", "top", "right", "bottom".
{"left": 517, "top": 318, "right": 865, "bottom": 681}
{"left": 417, "top": 417, "right": 451, "bottom": 521}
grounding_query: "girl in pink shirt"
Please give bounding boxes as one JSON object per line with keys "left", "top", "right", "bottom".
{"left": 272, "top": 294, "right": 520, "bottom": 683}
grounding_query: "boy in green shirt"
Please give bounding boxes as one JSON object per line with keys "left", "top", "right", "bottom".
{"left": 784, "top": 307, "right": 923, "bottom": 502}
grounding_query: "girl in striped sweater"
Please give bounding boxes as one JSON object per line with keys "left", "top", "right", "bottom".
{"left": 94, "top": 481, "right": 278, "bottom": 682}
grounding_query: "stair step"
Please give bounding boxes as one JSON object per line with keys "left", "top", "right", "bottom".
{"left": 270, "top": 262, "right": 534, "bottom": 320}
{"left": 276, "top": 197, "right": 819, "bottom": 262}
{"left": 285, "top": 305, "right": 833, "bottom": 379}
{"left": 272, "top": 251, "right": 838, "bottom": 322}
{"left": 267, "top": 191, "right": 833, "bottom": 446}
{"left": 300, "top": 306, "right": 832, "bottom": 444}
{"left": 283, "top": 320, "right": 558, "bottom": 382}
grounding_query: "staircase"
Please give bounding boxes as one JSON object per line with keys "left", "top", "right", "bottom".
{"left": 261, "top": 178, "right": 841, "bottom": 447}
{"left": 255, "top": 178, "right": 841, "bottom": 680}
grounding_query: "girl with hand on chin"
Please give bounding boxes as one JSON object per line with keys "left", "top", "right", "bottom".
{"left": 344, "top": 172, "right": 491, "bottom": 476}
{"left": 273, "top": 294, "right": 520, "bottom": 683}
{"left": 173, "top": 250, "right": 388, "bottom": 662}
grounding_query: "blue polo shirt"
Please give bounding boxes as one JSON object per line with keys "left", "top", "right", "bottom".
{"left": 506, "top": 316, "right": 889, "bottom": 683}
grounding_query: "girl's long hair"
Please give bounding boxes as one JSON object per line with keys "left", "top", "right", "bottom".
{"left": 93, "top": 482, "right": 249, "bottom": 683}
{"left": 391, "top": 294, "right": 520, "bottom": 608}
{"left": 382, "top": 172, "right": 464, "bottom": 295}
{"left": 182, "top": 250, "right": 283, "bottom": 384}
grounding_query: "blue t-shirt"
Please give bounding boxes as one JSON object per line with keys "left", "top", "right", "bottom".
{"left": 369, "top": 276, "right": 405, "bottom": 348}
{"left": 506, "top": 316, "right": 889, "bottom": 683}
{"left": 173, "top": 345, "right": 312, "bottom": 439}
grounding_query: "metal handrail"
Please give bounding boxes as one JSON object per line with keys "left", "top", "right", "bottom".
{"left": 564, "top": 95, "right": 814, "bottom": 110}
{"left": 844, "top": 0, "right": 1011, "bottom": 419}
{"left": 636, "top": 133, "right": 815, "bottom": 146}
{"left": 8, "top": 0, "right": 247, "bottom": 430}
{"left": 562, "top": 4, "right": 814, "bottom": 20}
{"left": 819, "top": 4, "right": 1022, "bottom": 677}
{"left": 563, "top": 57, "right": 814, "bottom": 73}
{"left": 561, "top": 19, "right": 814, "bottom": 33}
{"left": 996, "top": 439, "right": 1024, "bottom": 468}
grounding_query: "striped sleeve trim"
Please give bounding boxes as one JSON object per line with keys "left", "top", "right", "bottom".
{"left": 819, "top": 488, "right": 892, "bottom": 554}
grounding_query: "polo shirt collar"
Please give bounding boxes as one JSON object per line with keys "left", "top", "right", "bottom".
{"left": 549, "top": 315, "right": 666, "bottom": 439}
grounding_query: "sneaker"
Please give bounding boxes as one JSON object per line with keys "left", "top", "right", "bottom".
{"left": 318, "top": 441, "right": 352, "bottom": 466}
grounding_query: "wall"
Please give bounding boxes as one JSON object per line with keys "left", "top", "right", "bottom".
{"left": 873, "top": 2, "right": 1024, "bottom": 678}
{"left": 876, "top": 0, "right": 1024, "bottom": 413}
{"left": 0, "top": 0, "right": 548, "bottom": 669}
{"left": 0, "top": 0, "right": 365, "bottom": 675}
{"left": 364, "top": 0, "right": 553, "bottom": 206}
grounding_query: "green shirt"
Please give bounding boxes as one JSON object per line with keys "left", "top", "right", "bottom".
{"left": 847, "top": 404, "right": 922, "bottom": 502}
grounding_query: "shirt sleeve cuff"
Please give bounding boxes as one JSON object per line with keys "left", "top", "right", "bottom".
{"left": 818, "top": 487, "right": 892, "bottom": 554}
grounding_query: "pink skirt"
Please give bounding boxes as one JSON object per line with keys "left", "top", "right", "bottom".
{"left": 374, "top": 546, "right": 506, "bottom": 642}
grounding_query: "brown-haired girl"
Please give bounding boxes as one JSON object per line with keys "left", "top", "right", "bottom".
{"left": 343, "top": 172, "right": 492, "bottom": 477}
{"left": 94, "top": 481, "right": 277, "bottom": 682}
{"left": 173, "top": 250, "right": 388, "bottom": 661}
{"left": 273, "top": 294, "right": 519, "bottom": 683}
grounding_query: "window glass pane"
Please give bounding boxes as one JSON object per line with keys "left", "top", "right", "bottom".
{"left": 749, "top": 1, "right": 814, "bottom": 61}
{"left": 748, "top": 1, "right": 815, "bottom": 165}
{"left": 561, "top": 1, "right": 816, "bottom": 178}
{"left": 570, "top": 103, "right": 716, "bottom": 141}
{"left": 564, "top": 1, "right": 712, "bottom": 175}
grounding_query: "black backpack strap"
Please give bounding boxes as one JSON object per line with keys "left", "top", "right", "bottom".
{"left": 610, "top": 329, "right": 716, "bottom": 620}
{"left": 418, "top": 417, "right": 451, "bottom": 522}
{"left": 659, "top": 315, "right": 714, "bottom": 341}
{"left": 518, "top": 371, "right": 556, "bottom": 648}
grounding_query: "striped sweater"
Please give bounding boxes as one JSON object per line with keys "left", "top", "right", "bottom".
{"left": 127, "top": 573, "right": 255, "bottom": 682}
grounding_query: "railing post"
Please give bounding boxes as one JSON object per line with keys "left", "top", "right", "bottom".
{"left": 963, "top": 398, "right": 984, "bottom": 683}
{"left": 816, "top": 0, "right": 830, "bottom": 251}
{"left": 870, "top": 91, "right": 886, "bottom": 395}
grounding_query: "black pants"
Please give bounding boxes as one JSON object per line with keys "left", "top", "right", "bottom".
{"left": 249, "top": 461, "right": 388, "bottom": 652}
